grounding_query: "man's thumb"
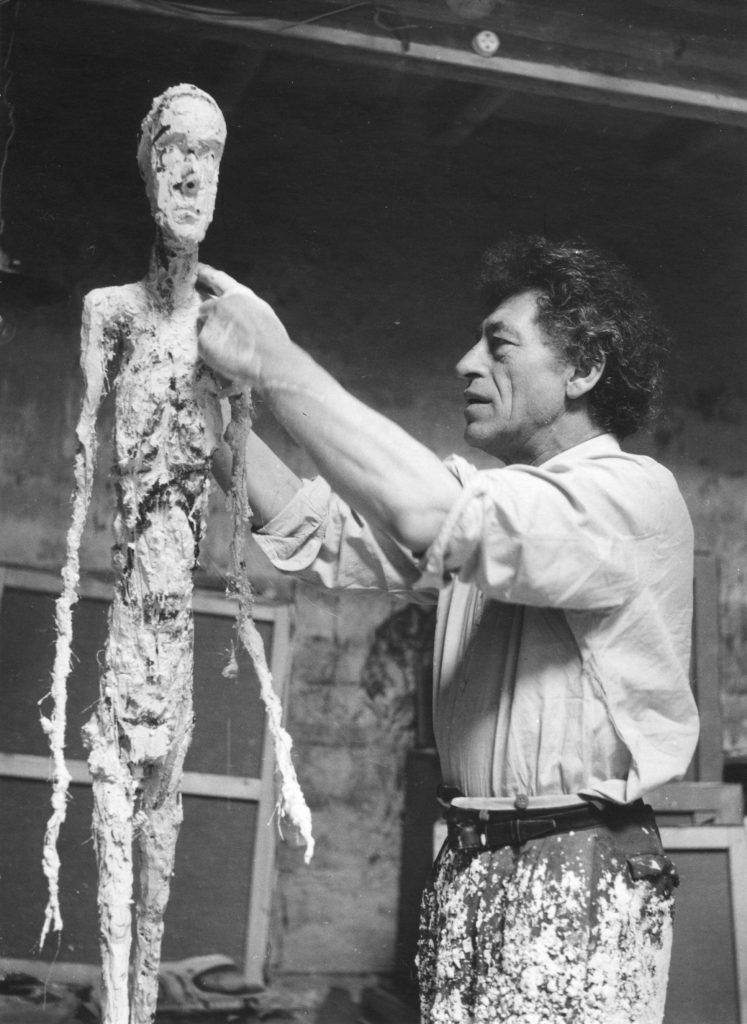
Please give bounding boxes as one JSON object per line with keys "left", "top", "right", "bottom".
{"left": 197, "top": 263, "right": 239, "bottom": 298}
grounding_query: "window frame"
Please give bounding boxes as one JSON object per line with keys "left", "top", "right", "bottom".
{"left": 0, "top": 563, "right": 292, "bottom": 986}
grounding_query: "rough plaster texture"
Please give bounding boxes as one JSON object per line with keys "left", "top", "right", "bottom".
{"left": 0, "top": 27, "right": 745, "bottom": 984}
{"left": 44, "top": 85, "right": 231, "bottom": 1024}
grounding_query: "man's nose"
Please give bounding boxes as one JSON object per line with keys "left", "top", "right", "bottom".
{"left": 456, "top": 339, "right": 487, "bottom": 377}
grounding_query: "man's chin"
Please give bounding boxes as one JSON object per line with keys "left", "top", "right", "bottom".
{"left": 463, "top": 422, "right": 492, "bottom": 450}
{"left": 463, "top": 426, "right": 509, "bottom": 463}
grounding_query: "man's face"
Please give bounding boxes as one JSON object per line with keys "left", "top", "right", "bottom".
{"left": 143, "top": 94, "right": 225, "bottom": 249}
{"left": 456, "top": 289, "right": 576, "bottom": 465}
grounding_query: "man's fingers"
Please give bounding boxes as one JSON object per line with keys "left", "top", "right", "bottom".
{"left": 196, "top": 297, "right": 215, "bottom": 333}
{"left": 197, "top": 263, "right": 241, "bottom": 298}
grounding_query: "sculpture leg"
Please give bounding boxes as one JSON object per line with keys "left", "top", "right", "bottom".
{"left": 130, "top": 714, "right": 193, "bottom": 1024}
{"left": 85, "top": 708, "right": 136, "bottom": 1024}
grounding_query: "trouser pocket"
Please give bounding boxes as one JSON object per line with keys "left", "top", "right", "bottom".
{"left": 627, "top": 852, "right": 680, "bottom": 898}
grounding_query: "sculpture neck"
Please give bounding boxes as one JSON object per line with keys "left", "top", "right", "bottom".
{"left": 146, "top": 237, "right": 199, "bottom": 312}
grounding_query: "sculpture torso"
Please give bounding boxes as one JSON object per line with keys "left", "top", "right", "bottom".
{"left": 89, "top": 281, "right": 223, "bottom": 765}
{"left": 111, "top": 282, "right": 222, "bottom": 530}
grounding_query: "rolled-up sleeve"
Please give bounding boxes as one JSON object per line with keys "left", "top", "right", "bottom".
{"left": 252, "top": 477, "right": 333, "bottom": 571}
{"left": 419, "top": 453, "right": 653, "bottom": 609}
{"left": 254, "top": 477, "right": 428, "bottom": 594}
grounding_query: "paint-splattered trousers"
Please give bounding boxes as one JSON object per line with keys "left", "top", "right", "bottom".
{"left": 417, "top": 802, "right": 677, "bottom": 1024}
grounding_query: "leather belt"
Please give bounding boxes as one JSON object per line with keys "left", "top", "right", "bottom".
{"left": 444, "top": 801, "right": 610, "bottom": 851}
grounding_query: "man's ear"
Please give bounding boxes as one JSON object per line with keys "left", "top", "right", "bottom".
{"left": 566, "top": 356, "right": 605, "bottom": 400}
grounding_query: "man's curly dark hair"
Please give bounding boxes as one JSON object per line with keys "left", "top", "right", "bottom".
{"left": 478, "top": 235, "right": 670, "bottom": 439}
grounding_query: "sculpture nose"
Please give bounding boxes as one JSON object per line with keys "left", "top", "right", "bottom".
{"left": 178, "top": 152, "right": 202, "bottom": 195}
{"left": 181, "top": 169, "right": 200, "bottom": 196}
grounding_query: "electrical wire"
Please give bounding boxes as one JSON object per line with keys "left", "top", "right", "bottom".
{"left": 135, "top": 0, "right": 245, "bottom": 16}
{"left": 131, "top": 0, "right": 418, "bottom": 51}
{"left": 132, "top": 0, "right": 310, "bottom": 19}
{"left": 131, "top": 0, "right": 399, "bottom": 35}
{"left": 277, "top": 2, "right": 374, "bottom": 31}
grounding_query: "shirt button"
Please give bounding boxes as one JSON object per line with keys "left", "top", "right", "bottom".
{"left": 514, "top": 793, "right": 529, "bottom": 810}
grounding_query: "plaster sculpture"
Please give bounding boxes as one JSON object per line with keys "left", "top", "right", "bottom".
{"left": 39, "top": 85, "right": 312, "bottom": 1024}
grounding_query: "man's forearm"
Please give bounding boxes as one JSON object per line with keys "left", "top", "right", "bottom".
{"left": 197, "top": 266, "right": 462, "bottom": 551}
{"left": 213, "top": 430, "right": 303, "bottom": 528}
{"left": 261, "top": 343, "right": 461, "bottom": 552}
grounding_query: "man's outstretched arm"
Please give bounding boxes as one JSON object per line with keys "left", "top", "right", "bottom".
{"left": 212, "top": 428, "right": 304, "bottom": 529}
{"left": 197, "top": 265, "right": 462, "bottom": 553}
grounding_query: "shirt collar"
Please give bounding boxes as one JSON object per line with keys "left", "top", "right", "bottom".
{"left": 543, "top": 432, "right": 620, "bottom": 468}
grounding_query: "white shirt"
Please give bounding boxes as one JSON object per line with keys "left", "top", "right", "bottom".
{"left": 254, "top": 434, "right": 700, "bottom": 804}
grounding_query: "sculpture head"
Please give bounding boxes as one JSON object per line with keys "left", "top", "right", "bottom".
{"left": 138, "top": 85, "right": 227, "bottom": 251}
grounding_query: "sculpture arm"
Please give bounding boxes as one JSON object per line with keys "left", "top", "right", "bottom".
{"left": 40, "top": 289, "right": 117, "bottom": 944}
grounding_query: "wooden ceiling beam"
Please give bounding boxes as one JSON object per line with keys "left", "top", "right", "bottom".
{"left": 27, "top": 0, "right": 747, "bottom": 128}
{"left": 306, "top": 0, "right": 747, "bottom": 81}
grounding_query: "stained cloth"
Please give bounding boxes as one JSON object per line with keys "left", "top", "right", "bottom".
{"left": 253, "top": 434, "right": 699, "bottom": 804}
{"left": 417, "top": 804, "right": 677, "bottom": 1024}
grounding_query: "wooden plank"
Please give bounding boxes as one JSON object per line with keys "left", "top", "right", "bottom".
{"left": 403, "top": 0, "right": 747, "bottom": 80}
{"left": 181, "top": 770, "right": 263, "bottom": 802}
{"left": 0, "top": 562, "right": 290, "bottom": 981}
{"left": 1, "top": 563, "right": 283, "bottom": 624}
{"left": 729, "top": 827, "right": 747, "bottom": 1024}
{"left": 47, "top": 0, "right": 747, "bottom": 127}
{"left": 661, "top": 825, "right": 747, "bottom": 1024}
{"left": 2, "top": 564, "right": 112, "bottom": 601}
{"left": 0, "top": 752, "right": 264, "bottom": 801}
{"left": 650, "top": 782, "right": 744, "bottom": 825}
{"left": 201, "top": 0, "right": 747, "bottom": 78}
{"left": 692, "top": 551, "right": 724, "bottom": 782}
{"left": 0, "top": 752, "right": 93, "bottom": 785}
{"left": 243, "top": 601, "right": 294, "bottom": 985}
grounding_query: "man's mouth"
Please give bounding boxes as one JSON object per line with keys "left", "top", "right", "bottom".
{"left": 464, "top": 390, "right": 490, "bottom": 406}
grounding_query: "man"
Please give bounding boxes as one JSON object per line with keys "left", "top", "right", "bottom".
{"left": 197, "top": 236, "right": 699, "bottom": 1024}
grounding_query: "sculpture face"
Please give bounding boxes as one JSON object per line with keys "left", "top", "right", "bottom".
{"left": 143, "top": 93, "right": 226, "bottom": 249}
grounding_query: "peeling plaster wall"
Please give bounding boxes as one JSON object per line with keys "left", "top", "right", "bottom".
{"left": 0, "top": 33, "right": 745, "bottom": 980}
{"left": 268, "top": 588, "right": 402, "bottom": 974}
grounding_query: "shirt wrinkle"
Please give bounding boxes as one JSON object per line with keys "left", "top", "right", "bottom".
{"left": 253, "top": 432, "right": 700, "bottom": 804}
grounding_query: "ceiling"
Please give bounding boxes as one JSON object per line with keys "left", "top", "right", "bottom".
{"left": 8, "top": 0, "right": 747, "bottom": 131}
{"left": 0, "top": 0, "right": 745, "bottom": 294}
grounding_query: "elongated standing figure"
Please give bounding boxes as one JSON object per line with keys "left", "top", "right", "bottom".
{"left": 45, "top": 85, "right": 226, "bottom": 1024}
{"left": 42, "top": 85, "right": 312, "bottom": 1024}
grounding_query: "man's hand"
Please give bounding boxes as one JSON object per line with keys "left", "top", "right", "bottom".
{"left": 197, "top": 264, "right": 292, "bottom": 389}
{"left": 199, "top": 263, "right": 461, "bottom": 552}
